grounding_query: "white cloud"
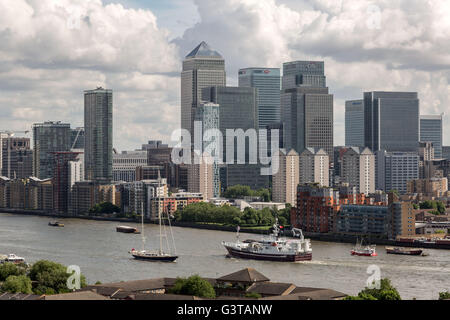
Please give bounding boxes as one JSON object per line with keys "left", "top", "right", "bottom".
{"left": 0, "top": 0, "right": 449, "bottom": 151}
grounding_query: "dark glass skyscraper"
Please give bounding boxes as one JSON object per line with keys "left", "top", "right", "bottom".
{"left": 420, "top": 114, "right": 443, "bottom": 159}
{"left": 345, "top": 100, "right": 364, "bottom": 147}
{"left": 84, "top": 87, "right": 113, "bottom": 184}
{"left": 281, "top": 61, "right": 334, "bottom": 159}
{"left": 364, "top": 91, "right": 419, "bottom": 152}
{"left": 32, "top": 121, "right": 70, "bottom": 179}
{"left": 202, "top": 86, "right": 268, "bottom": 189}
{"left": 238, "top": 68, "right": 280, "bottom": 129}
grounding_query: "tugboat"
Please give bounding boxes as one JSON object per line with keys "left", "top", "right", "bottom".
{"left": 48, "top": 221, "right": 64, "bottom": 227}
{"left": 386, "top": 247, "right": 423, "bottom": 256}
{"left": 351, "top": 239, "right": 377, "bottom": 257}
{"left": 222, "top": 220, "right": 312, "bottom": 262}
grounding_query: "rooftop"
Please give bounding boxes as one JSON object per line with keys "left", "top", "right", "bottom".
{"left": 185, "top": 41, "right": 223, "bottom": 59}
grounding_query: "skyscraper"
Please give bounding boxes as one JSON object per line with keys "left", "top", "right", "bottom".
{"left": 70, "top": 127, "right": 85, "bottom": 150}
{"left": 1, "top": 137, "right": 33, "bottom": 179}
{"left": 420, "top": 114, "right": 443, "bottom": 159}
{"left": 32, "top": 121, "right": 71, "bottom": 179}
{"left": 202, "top": 86, "right": 268, "bottom": 189}
{"left": 84, "top": 87, "right": 113, "bottom": 184}
{"left": 238, "top": 68, "right": 281, "bottom": 129}
{"left": 281, "top": 61, "right": 334, "bottom": 159}
{"left": 181, "top": 42, "right": 226, "bottom": 137}
{"left": 194, "top": 102, "right": 221, "bottom": 197}
{"left": 364, "top": 92, "right": 420, "bottom": 152}
{"left": 345, "top": 100, "right": 364, "bottom": 147}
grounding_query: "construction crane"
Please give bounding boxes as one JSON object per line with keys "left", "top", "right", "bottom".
{"left": 0, "top": 130, "right": 30, "bottom": 179}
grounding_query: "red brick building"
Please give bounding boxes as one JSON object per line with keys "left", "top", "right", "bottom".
{"left": 291, "top": 185, "right": 341, "bottom": 233}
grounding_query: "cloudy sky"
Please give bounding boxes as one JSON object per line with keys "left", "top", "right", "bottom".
{"left": 0, "top": 0, "right": 449, "bottom": 151}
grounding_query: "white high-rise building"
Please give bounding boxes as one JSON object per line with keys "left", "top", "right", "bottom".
{"left": 299, "top": 148, "right": 330, "bottom": 187}
{"left": 341, "top": 147, "right": 375, "bottom": 195}
{"left": 272, "top": 149, "right": 299, "bottom": 207}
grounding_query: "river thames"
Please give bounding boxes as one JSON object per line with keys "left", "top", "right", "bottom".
{"left": 1, "top": 212, "right": 449, "bottom": 300}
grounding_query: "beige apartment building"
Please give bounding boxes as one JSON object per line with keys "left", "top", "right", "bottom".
{"left": 341, "top": 147, "right": 375, "bottom": 195}
{"left": 407, "top": 177, "right": 448, "bottom": 197}
{"left": 272, "top": 149, "right": 299, "bottom": 207}
{"left": 299, "top": 148, "right": 329, "bottom": 187}
{"left": 187, "top": 152, "right": 213, "bottom": 200}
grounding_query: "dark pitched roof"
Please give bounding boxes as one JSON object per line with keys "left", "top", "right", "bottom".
{"left": 165, "top": 277, "right": 217, "bottom": 288}
{"left": 134, "top": 293, "right": 204, "bottom": 301}
{"left": 289, "top": 287, "right": 348, "bottom": 300}
{"left": 86, "top": 278, "right": 166, "bottom": 293}
{"left": 185, "top": 41, "right": 223, "bottom": 59}
{"left": 0, "top": 293, "right": 42, "bottom": 300}
{"left": 44, "top": 291, "right": 110, "bottom": 300}
{"left": 217, "top": 268, "right": 270, "bottom": 283}
{"left": 246, "top": 282, "right": 297, "bottom": 296}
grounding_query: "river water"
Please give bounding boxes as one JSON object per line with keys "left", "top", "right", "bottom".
{"left": 0, "top": 212, "right": 449, "bottom": 300}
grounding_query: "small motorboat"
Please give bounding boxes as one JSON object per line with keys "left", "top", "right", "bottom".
{"left": 386, "top": 247, "right": 423, "bottom": 256}
{"left": 49, "top": 221, "right": 64, "bottom": 227}
{"left": 3, "top": 254, "right": 25, "bottom": 264}
{"left": 116, "top": 226, "right": 139, "bottom": 234}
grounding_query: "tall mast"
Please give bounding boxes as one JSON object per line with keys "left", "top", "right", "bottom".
{"left": 141, "top": 202, "right": 145, "bottom": 251}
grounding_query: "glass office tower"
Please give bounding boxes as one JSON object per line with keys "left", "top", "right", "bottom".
{"left": 281, "top": 61, "right": 334, "bottom": 159}
{"left": 238, "top": 68, "right": 281, "bottom": 129}
{"left": 364, "top": 91, "right": 419, "bottom": 152}
{"left": 181, "top": 42, "right": 226, "bottom": 137}
{"left": 345, "top": 100, "right": 365, "bottom": 147}
{"left": 420, "top": 114, "right": 443, "bottom": 159}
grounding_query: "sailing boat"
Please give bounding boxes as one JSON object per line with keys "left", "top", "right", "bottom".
{"left": 129, "top": 175, "right": 178, "bottom": 262}
{"left": 351, "top": 238, "right": 377, "bottom": 257}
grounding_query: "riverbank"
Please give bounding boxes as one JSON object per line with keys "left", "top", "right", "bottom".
{"left": 2, "top": 208, "right": 449, "bottom": 250}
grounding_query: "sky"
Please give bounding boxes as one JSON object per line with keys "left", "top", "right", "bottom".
{"left": 0, "top": 0, "right": 449, "bottom": 151}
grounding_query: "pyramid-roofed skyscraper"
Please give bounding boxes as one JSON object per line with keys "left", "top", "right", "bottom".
{"left": 181, "top": 41, "right": 226, "bottom": 136}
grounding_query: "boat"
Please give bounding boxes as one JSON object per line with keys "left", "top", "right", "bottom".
{"left": 386, "top": 247, "right": 423, "bottom": 256}
{"left": 222, "top": 220, "right": 312, "bottom": 262}
{"left": 48, "top": 221, "right": 64, "bottom": 227}
{"left": 129, "top": 177, "right": 178, "bottom": 263}
{"left": 1, "top": 254, "right": 25, "bottom": 264}
{"left": 351, "top": 239, "right": 377, "bottom": 257}
{"left": 116, "top": 226, "right": 140, "bottom": 234}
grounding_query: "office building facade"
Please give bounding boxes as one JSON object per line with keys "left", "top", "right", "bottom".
{"left": 420, "top": 114, "right": 443, "bottom": 159}
{"left": 364, "top": 91, "right": 419, "bottom": 152}
{"left": 376, "top": 151, "right": 419, "bottom": 194}
{"left": 238, "top": 68, "right": 281, "bottom": 129}
{"left": 345, "top": 100, "right": 364, "bottom": 147}
{"left": 181, "top": 41, "right": 226, "bottom": 137}
{"left": 281, "top": 61, "right": 334, "bottom": 159}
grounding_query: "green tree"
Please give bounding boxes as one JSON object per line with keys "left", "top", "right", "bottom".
{"left": 1, "top": 275, "right": 32, "bottom": 294}
{"left": 89, "top": 202, "right": 120, "bottom": 215}
{"left": 0, "top": 262, "right": 26, "bottom": 281}
{"left": 168, "top": 275, "right": 216, "bottom": 298}
{"left": 245, "top": 292, "right": 262, "bottom": 299}
{"left": 358, "top": 278, "right": 401, "bottom": 300}
{"left": 439, "top": 291, "right": 450, "bottom": 300}
{"left": 29, "top": 260, "right": 87, "bottom": 295}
